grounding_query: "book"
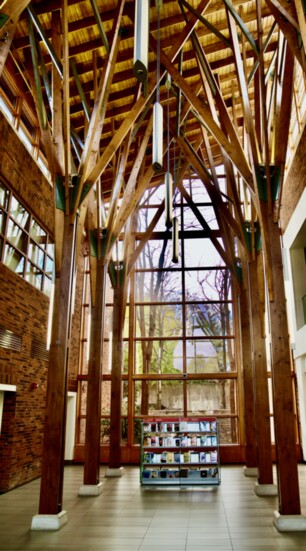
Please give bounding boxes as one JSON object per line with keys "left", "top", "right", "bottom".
{"left": 199, "top": 452, "right": 206, "bottom": 463}
{"left": 190, "top": 452, "right": 199, "bottom": 463}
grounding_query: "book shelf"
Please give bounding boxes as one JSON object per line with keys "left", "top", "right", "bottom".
{"left": 140, "top": 417, "right": 221, "bottom": 486}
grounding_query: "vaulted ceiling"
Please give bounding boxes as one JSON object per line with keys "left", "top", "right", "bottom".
{"left": 0, "top": 0, "right": 305, "bottom": 264}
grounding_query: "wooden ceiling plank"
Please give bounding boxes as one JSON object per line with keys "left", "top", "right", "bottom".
{"left": 83, "top": 0, "right": 212, "bottom": 200}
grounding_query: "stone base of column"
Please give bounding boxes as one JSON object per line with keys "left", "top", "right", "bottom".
{"left": 254, "top": 482, "right": 278, "bottom": 496}
{"left": 78, "top": 482, "right": 104, "bottom": 496}
{"left": 31, "top": 511, "right": 68, "bottom": 531}
{"left": 274, "top": 511, "right": 306, "bottom": 532}
{"left": 243, "top": 466, "right": 258, "bottom": 477}
{"left": 105, "top": 467, "right": 124, "bottom": 477}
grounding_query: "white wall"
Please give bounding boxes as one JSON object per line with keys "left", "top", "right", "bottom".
{"left": 65, "top": 392, "right": 77, "bottom": 461}
{"left": 283, "top": 188, "right": 306, "bottom": 459}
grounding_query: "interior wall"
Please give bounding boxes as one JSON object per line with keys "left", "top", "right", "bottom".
{"left": 283, "top": 187, "right": 306, "bottom": 460}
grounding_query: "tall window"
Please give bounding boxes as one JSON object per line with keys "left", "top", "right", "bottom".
{"left": 77, "top": 176, "right": 239, "bottom": 450}
{"left": 0, "top": 179, "right": 54, "bottom": 296}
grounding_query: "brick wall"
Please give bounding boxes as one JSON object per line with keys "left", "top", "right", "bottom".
{"left": 0, "top": 113, "right": 54, "bottom": 236}
{"left": 0, "top": 264, "right": 49, "bottom": 492}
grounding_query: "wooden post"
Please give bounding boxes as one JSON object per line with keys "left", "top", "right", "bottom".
{"left": 109, "top": 281, "right": 125, "bottom": 469}
{"left": 83, "top": 260, "right": 107, "bottom": 485}
{"left": 266, "top": 216, "right": 301, "bottom": 515}
{"left": 39, "top": 216, "right": 76, "bottom": 514}
{"left": 239, "top": 256, "right": 257, "bottom": 468}
{"left": 248, "top": 257, "right": 274, "bottom": 485}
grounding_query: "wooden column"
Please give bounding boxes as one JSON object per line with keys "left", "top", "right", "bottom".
{"left": 83, "top": 260, "right": 107, "bottom": 485}
{"left": 248, "top": 256, "right": 273, "bottom": 485}
{"left": 239, "top": 262, "right": 257, "bottom": 468}
{"left": 109, "top": 281, "right": 125, "bottom": 469}
{"left": 264, "top": 214, "right": 300, "bottom": 514}
{"left": 39, "top": 216, "right": 76, "bottom": 514}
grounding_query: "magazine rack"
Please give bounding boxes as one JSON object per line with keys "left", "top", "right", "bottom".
{"left": 140, "top": 417, "right": 221, "bottom": 486}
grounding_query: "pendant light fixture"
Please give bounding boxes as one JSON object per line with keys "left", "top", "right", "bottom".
{"left": 164, "top": 68, "right": 173, "bottom": 229}
{"left": 133, "top": 0, "right": 149, "bottom": 85}
{"left": 152, "top": 0, "right": 163, "bottom": 171}
{"left": 165, "top": 171, "right": 173, "bottom": 229}
{"left": 172, "top": 216, "right": 179, "bottom": 263}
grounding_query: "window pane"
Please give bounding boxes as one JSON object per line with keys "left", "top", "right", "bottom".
{"left": 136, "top": 238, "right": 181, "bottom": 270}
{"left": 184, "top": 238, "right": 224, "bottom": 268}
{"left": 45, "top": 256, "right": 54, "bottom": 278}
{"left": 4, "top": 244, "right": 25, "bottom": 274}
{"left": 185, "top": 269, "right": 232, "bottom": 301}
{"left": 186, "top": 303, "right": 233, "bottom": 336}
{"left": 0, "top": 181, "right": 9, "bottom": 210}
{"left": 183, "top": 205, "right": 218, "bottom": 231}
{"left": 43, "top": 276, "right": 52, "bottom": 297}
{"left": 7, "top": 218, "right": 28, "bottom": 253}
{"left": 186, "top": 339, "right": 235, "bottom": 373}
{"left": 135, "top": 340, "right": 183, "bottom": 374}
{"left": 47, "top": 243, "right": 54, "bottom": 257}
{"left": 135, "top": 304, "right": 182, "bottom": 338}
{"left": 0, "top": 210, "right": 6, "bottom": 234}
{"left": 10, "top": 196, "right": 30, "bottom": 229}
{"left": 134, "top": 380, "right": 184, "bottom": 415}
{"left": 25, "top": 261, "right": 43, "bottom": 290}
{"left": 135, "top": 270, "right": 182, "bottom": 302}
{"left": 29, "top": 241, "right": 45, "bottom": 269}
{"left": 137, "top": 207, "right": 168, "bottom": 232}
{"left": 30, "top": 220, "right": 47, "bottom": 247}
{"left": 187, "top": 379, "right": 237, "bottom": 415}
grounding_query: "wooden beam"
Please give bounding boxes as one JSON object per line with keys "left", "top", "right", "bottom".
{"left": 0, "top": 18, "right": 16, "bottom": 77}
{"left": 109, "top": 116, "right": 153, "bottom": 251}
{"left": 266, "top": 0, "right": 306, "bottom": 72}
{"left": 150, "top": 34, "right": 253, "bottom": 189}
{"left": 83, "top": 0, "right": 212, "bottom": 199}
{"left": 75, "top": 0, "right": 126, "bottom": 208}
{"left": 0, "top": 0, "right": 30, "bottom": 31}
{"left": 62, "top": 0, "right": 71, "bottom": 214}
{"left": 239, "top": 252, "right": 257, "bottom": 469}
{"left": 39, "top": 217, "right": 76, "bottom": 514}
{"left": 248, "top": 256, "right": 274, "bottom": 485}
{"left": 266, "top": 215, "right": 301, "bottom": 515}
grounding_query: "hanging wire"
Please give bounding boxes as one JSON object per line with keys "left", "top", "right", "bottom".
{"left": 156, "top": 2, "right": 161, "bottom": 103}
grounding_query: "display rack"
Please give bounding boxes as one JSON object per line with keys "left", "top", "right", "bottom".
{"left": 140, "top": 417, "right": 221, "bottom": 486}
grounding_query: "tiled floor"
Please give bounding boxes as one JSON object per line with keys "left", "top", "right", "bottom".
{"left": 1, "top": 465, "right": 306, "bottom": 550}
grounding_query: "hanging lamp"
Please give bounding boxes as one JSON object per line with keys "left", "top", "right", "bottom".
{"left": 172, "top": 216, "right": 179, "bottom": 263}
{"left": 165, "top": 171, "right": 173, "bottom": 229}
{"left": 152, "top": 0, "right": 163, "bottom": 171}
{"left": 133, "top": 0, "right": 149, "bottom": 85}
